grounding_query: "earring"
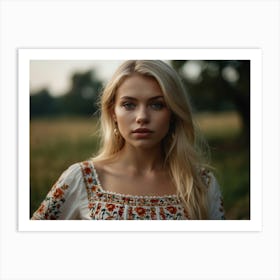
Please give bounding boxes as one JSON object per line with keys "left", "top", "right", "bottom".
{"left": 113, "top": 122, "right": 119, "bottom": 136}
{"left": 114, "top": 127, "right": 119, "bottom": 136}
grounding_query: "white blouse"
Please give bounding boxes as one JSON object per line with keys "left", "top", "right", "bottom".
{"left": 31, "top": 160, "right": 225, "bottom": 220}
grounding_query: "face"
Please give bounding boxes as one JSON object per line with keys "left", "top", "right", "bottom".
{"left": 113, "top": 74, "right": 172, "bottom": 150}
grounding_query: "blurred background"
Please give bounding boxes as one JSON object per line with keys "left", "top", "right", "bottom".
{"left": 30, "top": 60, "right": 250, "bottom": 220}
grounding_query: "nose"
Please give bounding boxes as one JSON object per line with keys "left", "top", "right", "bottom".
{"left": 136, "top": 106, "right": 150, "bottom": 124}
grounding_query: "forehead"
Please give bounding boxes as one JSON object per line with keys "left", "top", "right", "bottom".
{"left": 116, "top": 74, "right": 163, "bottom": 99}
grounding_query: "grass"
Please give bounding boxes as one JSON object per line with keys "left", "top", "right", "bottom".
{"left": 194, "top": 111, "right": 250, "bottom": 219}
{"left": 30, "top": 116, "right": 100, "bottom": 216}
{"left": 30, "top": 112, "right": 250, "bottom": 219}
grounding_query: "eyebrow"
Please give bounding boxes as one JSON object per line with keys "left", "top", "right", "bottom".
{"left": 120, "top": 95, "right": 164, "bottom": 101}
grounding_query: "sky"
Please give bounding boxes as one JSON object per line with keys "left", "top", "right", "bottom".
{"left": 30, "top": 60, "right": 124, "bottom": 96}
{"left": 30, "top": 60, "right": 238, "bottom": 98}
{"left": 30, "top": 60, "right": 177, "bottom": 97}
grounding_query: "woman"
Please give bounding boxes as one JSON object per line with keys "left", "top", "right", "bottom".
{"left": 31, "top": 60, "right": 225, "bottom": 220}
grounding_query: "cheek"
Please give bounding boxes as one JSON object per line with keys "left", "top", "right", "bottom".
{"left": 114, "top": 107, "right": 124, "bottom": 122}
{"left": 114, "top": 108, "right": 132, "bottom": 129}
{"left": 159, "top": 110, "right": 172, "bottom": 124}
{"left": 156, "top": 111, "right": 172, "bottom": 134}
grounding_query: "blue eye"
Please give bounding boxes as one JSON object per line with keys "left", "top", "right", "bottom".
{"left": 122, "top": 102, "right": 136, "bottom": 110}
{"left": 150, "top": 102, "right": 165, "bottom": 110}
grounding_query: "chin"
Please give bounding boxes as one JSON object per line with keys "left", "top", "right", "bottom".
{"left": 131, "top": 140, "right": 162, "bottom": 150}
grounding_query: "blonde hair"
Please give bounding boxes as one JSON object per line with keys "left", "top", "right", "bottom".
{"left": 93, "top": 60, "right": 209, "bottom": 219}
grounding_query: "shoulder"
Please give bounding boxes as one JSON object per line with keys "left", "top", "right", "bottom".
{"left": 52, "top": 161, "right": 95, "bottom": 190}
{"left": 47, "top": 162, "right": 85, "bottom": 196}
{"left": 63, "top": 160, "right": 100, "bottom": 178}
{"left": 58, "top": 162, "right": 84, "bottom": 183}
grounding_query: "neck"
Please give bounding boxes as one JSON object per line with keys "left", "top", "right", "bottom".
{"left": 116, "top": 144, "right": 165, "bottom": 173}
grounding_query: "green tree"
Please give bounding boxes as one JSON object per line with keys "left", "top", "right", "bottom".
{"left": 171, "top": 60, "right": 250, "bottom": 142}
{"left": 60, "top": 70, "right": 103, "bottom": 116}
{"left": 30, "top": 88, "right": 55, "bottom": 117}
{"left": 30, "top": 69, "right": 103, "bottom": 118}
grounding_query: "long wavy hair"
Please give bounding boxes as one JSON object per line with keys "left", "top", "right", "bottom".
{"left": 93, "top": 60, "right": 209, "bottom": 219}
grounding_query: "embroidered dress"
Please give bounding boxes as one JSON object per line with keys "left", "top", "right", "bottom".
{"left": 31, "top": 161, "right": 225, "bottom": 220}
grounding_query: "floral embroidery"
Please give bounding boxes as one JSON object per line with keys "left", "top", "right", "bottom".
{"left": 53, "top": 188, "right": 64, "bottom": 200}
{"left": 166, "top": 206, "right": 177, "bottom": 214}
{"left": 88, "top": 202, "right": 94, "bottom": 209}
{"left": 135, "top": 207, "right": 146, "bottom": 217}
{"left": 79, "top": 160, "right": 190, "bottom": 220}
{"left": 84, "top": 167, "right": 92, "bottom": 175}
{"left": 219, "top": 197, "right": 226, "bottom": 219}
{"left": 106, "top": 204, "right": 116, "bottom": 212}
{"left": 118, "top": 206, "right": 124, "bottom": 217}
{"left": 200, "top": 168, "right": 211, "bottom": 188}
{"left": 159, "top": 207, "right": 166, "bottom": 219}
{"left": 37, "top": 204, "right": 45, "bottom": 214}
{"left": 32, "top": 183, "right": 69, "bottom": 220}
{"left": 32, "top": 161, "right": 225, "bottom": 220}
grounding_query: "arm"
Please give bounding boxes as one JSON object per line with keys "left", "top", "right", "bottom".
{"left": 207, "top": 173, "right": 225, "bottom": 220}
{"left": 31, "top": 163, "right": 84, "bottom": 220}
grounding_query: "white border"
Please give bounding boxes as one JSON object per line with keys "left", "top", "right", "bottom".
{"left": 18, "top": 48, "right": 262, "bottom": 232}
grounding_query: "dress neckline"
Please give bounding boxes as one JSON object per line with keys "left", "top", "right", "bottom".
{"left": 89, "top": 161, "right": 179, "bottom": 199}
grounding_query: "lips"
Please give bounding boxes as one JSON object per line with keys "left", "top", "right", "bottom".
{"left": 132, "top": 128, "right": 153, "bottom": 133}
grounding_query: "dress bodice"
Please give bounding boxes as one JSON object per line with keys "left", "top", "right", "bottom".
{"left": 31, "top": 160, "right": 225, "bottom": 220}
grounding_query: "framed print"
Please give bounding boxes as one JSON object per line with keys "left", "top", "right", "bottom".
{"left": 18, "top": 48, "right": 262, "bottom": 232}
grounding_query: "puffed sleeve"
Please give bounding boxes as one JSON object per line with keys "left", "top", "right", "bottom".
{"left": 31, "top": 163, "right": 85, "bottom": 220}
{"left": 207, "top": 172, "right": 225, "bottom": 220}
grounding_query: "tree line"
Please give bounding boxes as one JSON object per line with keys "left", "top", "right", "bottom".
{"left": 30, "top": 70, "right": 103, "bottom": 118}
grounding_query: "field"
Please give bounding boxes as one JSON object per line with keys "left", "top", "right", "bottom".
{"left": 30, "top": 112, "right": 250, "bottom": 219}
